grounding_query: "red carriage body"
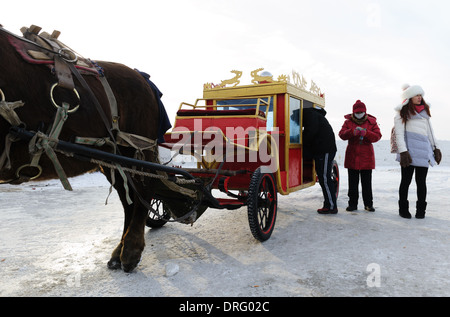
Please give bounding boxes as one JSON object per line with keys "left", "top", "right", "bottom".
{"left": 160, "top": 70, "right": 339, "bottom": 241}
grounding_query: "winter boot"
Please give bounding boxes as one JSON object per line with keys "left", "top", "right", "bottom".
{"left": 317, "top": 207, "right": 338, "bottom": 214}
{"left": 399, "top": 200, "right": 411, "bottom": 219}
{"left": 415, "top": 201, "right": 427, "bottom": 219}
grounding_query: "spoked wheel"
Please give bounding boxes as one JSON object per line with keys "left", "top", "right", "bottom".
{"left": 146, "top": 198, "right": 171, "bottom": 228}
{"left": 331, "top": 160, "right": 340, "bottom": 199}
{"left": 247, "top": 167, "right": 278, "bottom": 241}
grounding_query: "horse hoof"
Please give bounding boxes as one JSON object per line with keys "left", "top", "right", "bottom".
{"left": 122, "top": 262, "right": 139, "bottom": 273}
{"left": 107, "top": 258, "right": 122, "bottom": 270}
{"left": 121, "top": 263, "right": 137, "bottom": 273}
{"left": 121, "top": 256, "right": 141, "bottom": 273}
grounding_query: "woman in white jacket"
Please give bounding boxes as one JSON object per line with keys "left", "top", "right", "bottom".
{"left": 394, "top": 84, "right": 442, "bottom": 219}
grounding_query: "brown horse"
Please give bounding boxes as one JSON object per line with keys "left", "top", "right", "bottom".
{"left": 0, "top": 26, "right": 171, "bottom": 272}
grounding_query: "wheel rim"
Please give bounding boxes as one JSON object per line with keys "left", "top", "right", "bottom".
{"left": 146, "top": 198, "right": 170, "bottom": 228}
{"left": 257, "top": 175, "right": 277, "bottom": 234}
{"left": 148, "top": 199, "right": 167, "bottom": 221}
{"left": 248, "top": 168, "right": 278, "bottom": 241}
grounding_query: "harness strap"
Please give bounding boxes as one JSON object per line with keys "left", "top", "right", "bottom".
{"left": 0, "top": 99, "right": 25, "bottom": 126}
{"left": 66, "top": 62, "right": 117, "bottom": 144}
{"left": 0, "top": 133, "right": 17, "bottom": 171}
{"left": 29, "top": 103, "right": 73, "bottom": 190}
{"left": 98, "top": 76, "right": 119, "bottom": 131}
{"left": 21, "top": 26, "right": 76, "bottom": 90}
{"left": 54, "top": 55, "right": 75, "bottom": 90}
{"left": 116, "top": 131, "right": 157, "bottom": 160}
{"left": 0, "top": 96, "right": 24, "bottom": 171}
{"left": 74, "top": 136, "right": 115, "bottom": 148}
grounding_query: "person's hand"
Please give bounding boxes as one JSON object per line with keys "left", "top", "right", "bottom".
{"left": 434, "top": 148, "right": 442, "bottom": 165}
{"left": 354, "top": 127, "right": 366, "bottom": 138}
{"left": 400, "top": 151, "right": 412, "bottom": 168}
{"left": 359, "top": 128, "right": 367, "bottom": 137}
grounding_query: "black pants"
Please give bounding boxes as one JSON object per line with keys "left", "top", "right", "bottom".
{"left": 314, "top": 151, "right": 337, "bottom": 209}
{"left": 399, "top": 165, "right": 428, "bottom": 203}
{"left": 347, "top": 169, "right": 373, "bottom": 208}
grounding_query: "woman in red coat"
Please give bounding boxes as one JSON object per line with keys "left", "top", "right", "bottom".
{"left": 339, "top": 100, "right": 382, "bottom": 212}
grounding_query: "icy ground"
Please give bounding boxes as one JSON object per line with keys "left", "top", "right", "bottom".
{"left": 1, "top": 140, "right": 449, "bottom": 297}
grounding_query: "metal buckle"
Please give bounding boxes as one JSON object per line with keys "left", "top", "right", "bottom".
{"left": 50, "top": 83, "right": 80, "bottom": 113}
{"left": 58, "top": 47, "right": 78, "bottom": 63}
{"left": 15, "top": 164, "right": 43, "bottom": 180}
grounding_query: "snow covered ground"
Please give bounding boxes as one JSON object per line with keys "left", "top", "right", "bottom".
{"left": 1, "top": 140, "right": 449, "bottom": 297}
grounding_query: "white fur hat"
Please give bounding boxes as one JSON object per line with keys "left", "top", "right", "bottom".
{"left": 401, "top": 84, "right": 425, "bottom": 106}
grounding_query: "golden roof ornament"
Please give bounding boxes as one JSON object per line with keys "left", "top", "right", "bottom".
{"left": 203, "top": 68, "right": 324, "bottom": 99}
{"left": 251, "top": 68, "right": 273, "bottom": 84}
{"left": 291, "top": 71, "right": 307, "bottom": 90}
{"left": 309, "top": 80, "right": 322, "bottom": 96}
{"left": 203, "top": 70, "right": 242, "bottom": 90}
{"left": 220, "top": 70, "right": 242, "bottom": 87}
{"left": 277, "top": 74, "right": 289, "bottom": 82}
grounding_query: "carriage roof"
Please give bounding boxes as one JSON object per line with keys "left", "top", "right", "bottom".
{"left": 202, "top": 69, "right": 325, "bottom": 108}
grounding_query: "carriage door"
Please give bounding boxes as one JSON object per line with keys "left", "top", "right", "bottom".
{"left": 288, "top": 96, "right": 302, "bottom": 189}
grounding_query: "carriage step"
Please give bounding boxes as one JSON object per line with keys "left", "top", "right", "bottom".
{"left": 215, "top": 198, "right": 245, "bottom": 209}
{"left": 217, "top": 198, "right": 244, "bottom": 205}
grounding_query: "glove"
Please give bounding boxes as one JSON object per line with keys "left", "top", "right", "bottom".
{"left": 434, "top": 148, "right": 442, "bottom": 165}
{"left": 354, "top": 127, "right": 366, "bottom": 138}
{"left": 359, "top": 128, "right": 367, "bottom": 137}
{"left": 400, "top": 151, "right": 412, "bottom": 168}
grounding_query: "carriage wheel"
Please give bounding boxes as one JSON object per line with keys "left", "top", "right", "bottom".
{"left": 247, "top": 167, "right": 278, "bottom": 241}
{"left": 146, "top": 198, "right": 170, "bottom": 228}
{"left": 331, "top": 160, "right": 340, "bottom": 199}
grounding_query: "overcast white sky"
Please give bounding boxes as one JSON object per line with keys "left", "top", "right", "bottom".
{"left": 2, "top": 0, "right": 450, "bottom": 140}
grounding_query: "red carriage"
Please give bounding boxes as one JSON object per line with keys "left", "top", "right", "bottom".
{"left": 156, "top": 69, "right": 340, "bottom": 241}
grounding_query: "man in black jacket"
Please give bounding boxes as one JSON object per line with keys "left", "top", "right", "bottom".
{"left": 303, "top": 107, "right": 338, "bottom": 214}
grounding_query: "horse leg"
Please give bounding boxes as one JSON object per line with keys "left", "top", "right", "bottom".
{"left": 107, "top": 190, "right": 147, "bottom": 272}
{"left": 105, "top": 169, "right": 150, "bottom": 272}
{"left": 106, "top": 171, "right": 133, "bottom": 270}
{"left": 119, "top": 199, "right": 148, "bottom": 272}
{"left": 107, "top": 205, "right": 132, "bottom": 270}
{"left": 103, "top": 167, "right": 135, "bottom": 270}
{"left": 119, "top": 177, "right": 158, "bottom": 272}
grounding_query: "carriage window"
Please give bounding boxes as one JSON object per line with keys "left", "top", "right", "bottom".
{"left": 216, "top": 98, "right": 256, "bottom": 110}
{"left": 289, "top": 97, "right": 301, "bottom": 144}
{"left": 216, "top": 97, "right": 274, "bottom": 131}
{"left": 265, "top": 107, "right": 274, "bottom": 132}
{"left": 261, "top": 98, "right": 274, "bottom": 131}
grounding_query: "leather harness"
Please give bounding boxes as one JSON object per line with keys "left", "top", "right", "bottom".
{"left": 0, "top": 25, "right": 197, "bottom": 216}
